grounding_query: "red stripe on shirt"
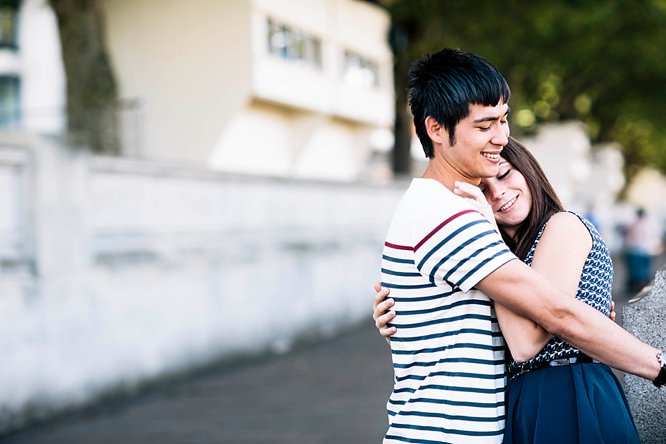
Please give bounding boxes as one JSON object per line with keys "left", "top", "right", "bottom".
{"left": 384, "top": 241, "right": 413, "bottom": 250}
{"left": 414, "top": 209, "right": 476, "bottom": 251}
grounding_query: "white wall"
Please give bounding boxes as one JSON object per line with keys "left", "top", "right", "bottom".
{"left": 0, "top": 145, "right": 30, "bottom": 260}
{"left": 210, "top": 101, "right": 374, "bottom": 181}
{"left": 101, "top": 0, "right": 254, "bottom": 162}
{"left": 0, "top": 135, "right": 405, "bottom": 432}
{"left": 0, "top": 0, "right": 66, "bottom": 133}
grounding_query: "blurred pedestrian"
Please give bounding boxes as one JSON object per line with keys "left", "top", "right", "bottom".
{"left": 624, "top": 207, "right": 662, "bottom": 292}
{"left": 584, "top": 202, "right": 602, "bottom": 232}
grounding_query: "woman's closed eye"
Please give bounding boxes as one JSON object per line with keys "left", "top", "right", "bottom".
{"left": 497, "top": 168, "right": 511, "bottom": 180}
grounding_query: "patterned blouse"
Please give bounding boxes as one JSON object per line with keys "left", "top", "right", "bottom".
{"left": 507, "top": 211, "right": 613, "bottom": 371}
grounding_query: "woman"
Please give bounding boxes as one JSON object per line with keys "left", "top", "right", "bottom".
{"left": 373, "top": 137, "right": 639, "bottom": 443}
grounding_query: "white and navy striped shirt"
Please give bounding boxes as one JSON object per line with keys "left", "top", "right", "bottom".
{"left": 381, "top": 178, "right": 517, "bottom": 444}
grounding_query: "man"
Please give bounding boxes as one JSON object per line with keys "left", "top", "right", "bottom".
{"left": 378, "top": 48, "right": 664, "bottom": 443}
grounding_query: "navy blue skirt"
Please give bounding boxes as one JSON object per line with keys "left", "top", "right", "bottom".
{"left": 504, "top": 362, "right": 639, "bottom": 444}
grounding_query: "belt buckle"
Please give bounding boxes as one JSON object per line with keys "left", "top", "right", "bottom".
{"left": 549, "top": 357, "right": 573, "bottom": 367}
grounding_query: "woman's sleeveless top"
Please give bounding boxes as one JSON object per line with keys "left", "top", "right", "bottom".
{"left": 507, "top": 212, "right": 613, "bottom": 370}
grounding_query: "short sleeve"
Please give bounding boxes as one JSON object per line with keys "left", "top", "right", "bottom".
{"left": 412, "top": 198, "right": 516, "bottom": 293}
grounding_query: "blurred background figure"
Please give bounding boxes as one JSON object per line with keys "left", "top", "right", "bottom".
{"left": 584, "top": 202, "right": 602, "bottom": 232}
{"left": 623, "top": 207, "right": 663, "bottom": 293}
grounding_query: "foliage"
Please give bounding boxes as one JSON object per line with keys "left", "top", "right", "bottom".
{"left": 381, "top": 0, "right": 666, "bottom": 183}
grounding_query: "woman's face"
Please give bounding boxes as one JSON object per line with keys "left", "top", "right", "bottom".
{"left": 479, "top": 159, "right": 532, "bottom": 238}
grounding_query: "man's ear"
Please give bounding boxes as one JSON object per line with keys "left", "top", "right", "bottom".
{"left": 425, "top": 116, "right": 446, "bottom": 145}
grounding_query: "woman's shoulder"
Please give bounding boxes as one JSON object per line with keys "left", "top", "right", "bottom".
{"left": 541, "top": 211, "right": 591, "bottom": 243}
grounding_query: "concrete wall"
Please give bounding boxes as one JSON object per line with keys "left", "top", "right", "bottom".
{"left": 0, "top": 135, "right": 405, "bottom": 432}
{"left": 623, "top": 268, "right": 666, "bottom": 443}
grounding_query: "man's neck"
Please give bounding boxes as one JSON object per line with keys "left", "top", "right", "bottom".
{"left": 421, "top": 159, "right": 479, "bottom": 191}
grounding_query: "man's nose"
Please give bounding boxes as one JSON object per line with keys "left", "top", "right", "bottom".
{"left": 492, "top": 124, "right": 509, "bottom": 146}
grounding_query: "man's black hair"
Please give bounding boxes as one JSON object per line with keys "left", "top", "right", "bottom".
{"left": 408, "top": 48, "right": 510, "bottom": 157}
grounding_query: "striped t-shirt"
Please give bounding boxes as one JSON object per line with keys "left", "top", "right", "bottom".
{"left": 381, "top": 178, "right": 517, "bottom": 444}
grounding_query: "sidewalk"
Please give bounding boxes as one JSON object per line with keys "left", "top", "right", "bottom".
{"left": 1, "top": 323, "right": 394, "bottom": 444}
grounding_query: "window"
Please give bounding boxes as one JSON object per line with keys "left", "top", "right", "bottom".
{"left": 0, "top": 0, "right": 19, "bottom": 49}
{"left": 0, "top": 76, "right": 20, "bottom": 129}
{"left": 343, "top": 50, "right": 379, "bottom": 88}
{"left": 267, "top": 18, "right": 322, "bottom": 69}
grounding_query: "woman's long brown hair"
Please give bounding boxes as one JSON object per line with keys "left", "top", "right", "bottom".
{"left": 497, "top": 137, "right": 565, "bottom": 260}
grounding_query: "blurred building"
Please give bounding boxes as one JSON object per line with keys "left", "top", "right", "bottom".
{"left": 520, "top": 121, "right": 666, "bottom": 251}
{"left": 103, "top": 0, "right": 394, "bottom": 181}
{"left": 0, "top": 0, "right": 65, "bottom": 133}
{"left": 520, "top": 122, "right": 627, "bottom": 251}
{"left": 625, "top": 167, "right": 666, "bottom": 227}
{"left": 0, "top": 0, "right": 393, "bottom": 181}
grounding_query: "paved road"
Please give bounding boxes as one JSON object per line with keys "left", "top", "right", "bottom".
{"left": 1, "top": 323, "right": 394, "bottom": 444}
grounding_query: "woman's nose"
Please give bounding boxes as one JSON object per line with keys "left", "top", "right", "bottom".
{"left": 488, "top": 183, "right": 505, "bottom": 201}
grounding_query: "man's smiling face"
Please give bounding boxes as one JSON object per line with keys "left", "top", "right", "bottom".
{"left": 438, "top": 102, "right": 510, "bottom": 185}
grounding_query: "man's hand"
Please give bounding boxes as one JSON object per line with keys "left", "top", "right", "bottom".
{"left": 373, "top": 281, "right": 396, "bottom": 339}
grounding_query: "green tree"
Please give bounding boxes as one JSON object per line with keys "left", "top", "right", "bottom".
{"left": 380, "top": 0, "right": 666, "bottom": 188}
{"left": 48, "top": 0, "right": 120, "bottom": 154}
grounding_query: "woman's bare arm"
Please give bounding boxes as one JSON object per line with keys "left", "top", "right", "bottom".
{"left": 494, "top": 212, "right": 591, "bottom": 361}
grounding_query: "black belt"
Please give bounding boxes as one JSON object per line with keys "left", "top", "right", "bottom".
{"left": 508, "top": 354, "right": 598, "bottom": 379}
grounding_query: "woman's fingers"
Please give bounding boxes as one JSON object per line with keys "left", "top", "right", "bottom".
{"left": 454, "top": 181, "right": 497, "bottom": 229}
{"left": 454, "top": 181, "right": 485, "bottom": 203}
{"left": 374, "top": 295, "right": 394, "bottom": 320}
{"left": 376, "top": 311, "right": 397, "bottom": 336}
{"left": 372, "top": 282, "right": 397, "bottom": 337}
{"left": 373, "top": 281, "right": 382, "bottom": 293}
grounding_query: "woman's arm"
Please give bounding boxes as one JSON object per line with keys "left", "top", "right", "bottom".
{"left": 371, "top": 220, "right": 616, "bottom": 348}
{"left": 495, "top": 212, "right": 591, "bottom": 361}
